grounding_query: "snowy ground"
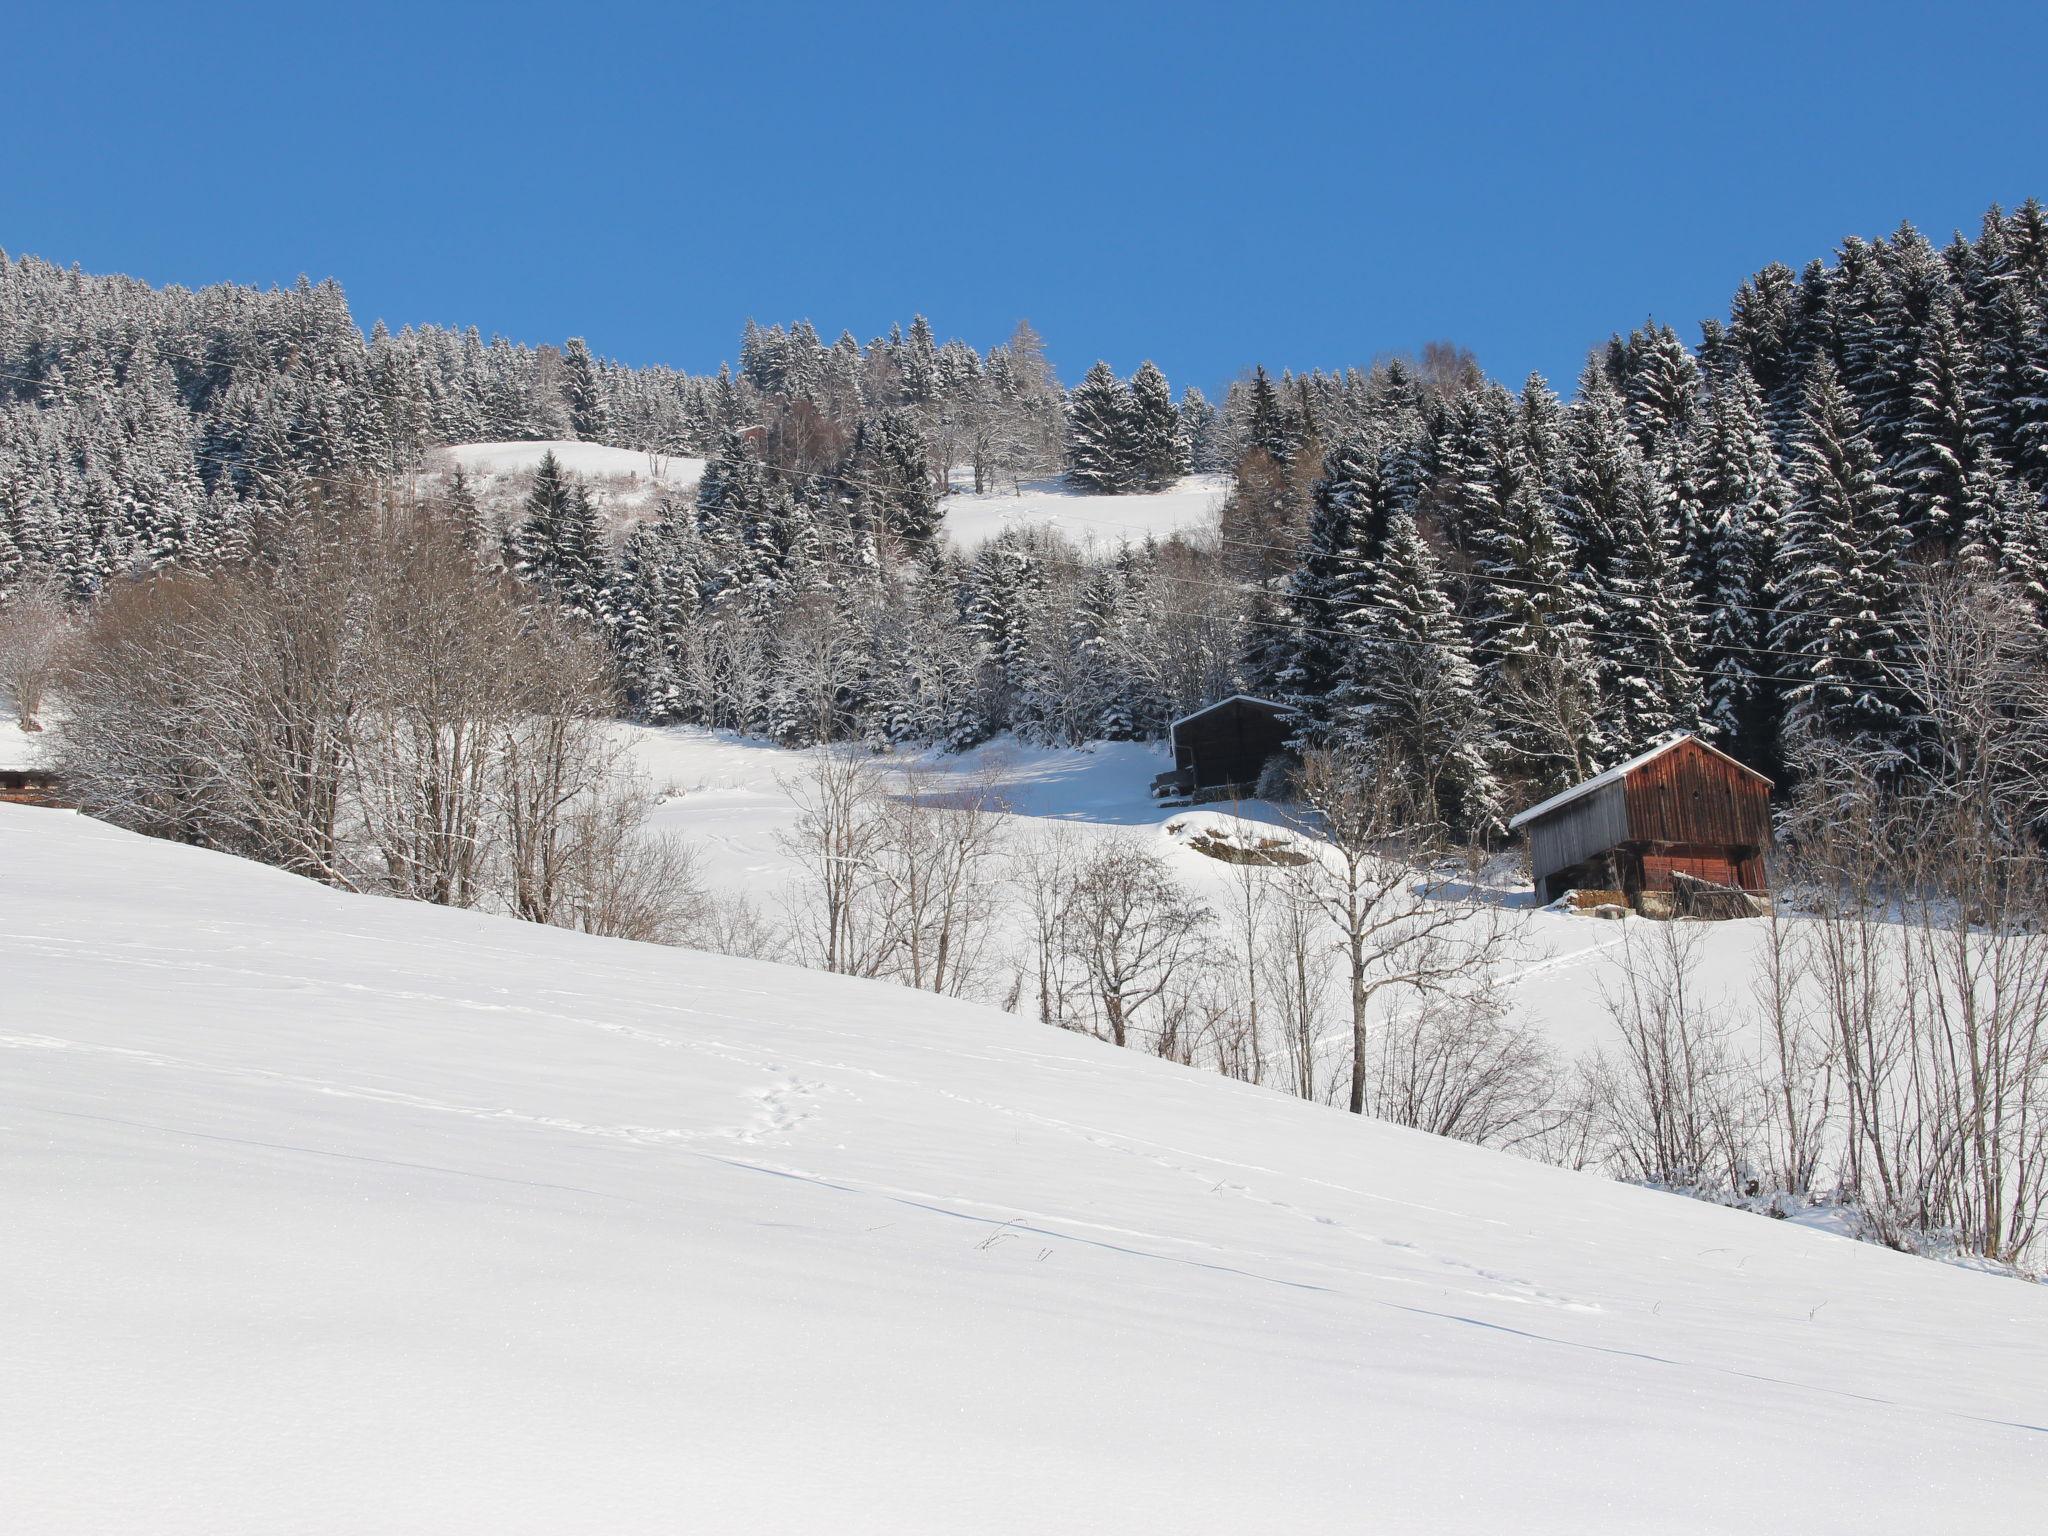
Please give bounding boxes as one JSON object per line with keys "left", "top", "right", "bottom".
{"left": 424, "top": 440, "right": 706, "bottom": 520}
{"left": 623, "top": 725, "right": 1727, "bottom": 1060}
{"left": 938, "top": 471, "right": 1227, "bottom": 551}
{"left": 416, "top": 444, "right": 1223, "bottom": 553}
{"left": 0, "top": 708, "right": 50, "bottom": 771}
{"left": 5, "top": 802, "right": 2045, "bottom": 1533}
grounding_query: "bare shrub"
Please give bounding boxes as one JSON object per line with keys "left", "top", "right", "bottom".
{"left": 1371, "top": 991, "right": 1569, "bottom": 1151}
{"left": 1062, "top": 834, "right": 1212, "bottom": 1048}
{"left": 0, "top": 575, "right": 71, "bottom": 731}
{"left": 1591, "top": 922, "right": 1756, "bottom": 1193}
{"left": 865, "top": 768, "right": 1011, "bottom": 997}
{"left": 1288, "top": 745, "right": 1508, "bottom": 1115}
{"left": 59, "top": 488, "right": 710, "bottom": 947}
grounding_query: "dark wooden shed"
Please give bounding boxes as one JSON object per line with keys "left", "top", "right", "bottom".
{"left": 1507, "top": 735, "right": 1773, "bottom": 910}
{"left": 0, "top": 767, "right": 66, "bottom": 807}
{"left": 1151, "top": 695, "right": 1299, "bottom": 801}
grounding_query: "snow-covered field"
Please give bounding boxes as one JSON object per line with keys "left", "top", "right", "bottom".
{"left": 0, "top": 710, "right": 49, "bottom": 771}
{"left": 938, "top": 472, "right": 1227, "bottom": 550}
{"left": 622, "top": 725, "right": 1720, "bottom": 1060}
{"left": 416, "top": 443, "right": 1223, "bottom": 553}
{"left": 6, "top": 802, "right": 2046, "bottom": 1534}
{"left": 425, "top": 440, "right": 706, "bottom": 518}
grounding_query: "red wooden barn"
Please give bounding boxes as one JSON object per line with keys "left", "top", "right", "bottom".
{"left": 1507, "top": 734, "right": 1773, "bottom": 909}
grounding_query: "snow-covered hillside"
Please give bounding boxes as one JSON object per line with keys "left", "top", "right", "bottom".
{"left": 6, "top": 803, "right": 2044, "bottom": 1534}
{"left": 425, "top": 440, "right": 706, "bottom": 517}
{"left": 621, "top": 725, "right": 1726, "bottom": 1060}
{"left": 938, "top": 472, "right": 1227, "bottom": 550}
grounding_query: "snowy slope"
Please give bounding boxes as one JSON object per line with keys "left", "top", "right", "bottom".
{"left": 623, "top": 726, "right": 1726, "bottom": 1060}
{"left": 426, "top": 440, "right": 705, "bottom": 517}
{"left": 939, "top": 472, "right": 1227, "bottom": 550}
{"left": 5, "top": 804, "right": 2045, "bottom": 1534}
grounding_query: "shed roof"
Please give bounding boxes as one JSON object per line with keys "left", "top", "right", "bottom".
{"left": 1167, "top": 694, "right": 1298, "bottom": 744}
{"left": 1506, "top": 733, "right": 1772, "bottom": 832}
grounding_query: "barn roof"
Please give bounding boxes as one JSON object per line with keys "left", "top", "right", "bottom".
{"left": 1167, "top": 694, "right": 1298, "bottom": 742}
{"left": 1506, "top": 733, "right": 1772, "bottom": 832}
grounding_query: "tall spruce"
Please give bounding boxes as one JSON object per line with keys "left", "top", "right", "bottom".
{"left": 1066, "top": 361, "right": 1136, "bottom": 492}
{"left": 1770, "top": 359, "right": 1907, "bottom": 755}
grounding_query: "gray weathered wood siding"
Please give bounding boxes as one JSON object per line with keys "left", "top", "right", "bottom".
{"left": 1526, "top": 781, "right": 1630, "bottom": 892}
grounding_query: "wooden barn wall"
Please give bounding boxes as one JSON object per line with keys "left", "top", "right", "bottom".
{"left": 1620, "top": 740, "right": 1772, "bottom": 849}
{"left": 1175, "top": 705, "right": 1294, "bottom": 789}
{"left": 1527, "top": 782, "right": 1631, "bottom": 888}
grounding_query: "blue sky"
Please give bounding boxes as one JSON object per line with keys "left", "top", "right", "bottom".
{"left": 7, "top": 1, "right": 2045, "bottom": 397}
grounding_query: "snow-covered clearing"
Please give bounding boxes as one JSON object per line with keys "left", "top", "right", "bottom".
{"left": 0, "top": 709, "right": 50, "bottom": 771}
{"left": 938, "top": 471, "right": 1227, "bottom": 550}
{"left": 622, "top": 725, "right": 1740, "bottom": 1060}
{"left": 5, "top": 801, "right": 2044, "bottom": 1533}
{"left": 424, "top": 440, "right": 706, "bottom": 519}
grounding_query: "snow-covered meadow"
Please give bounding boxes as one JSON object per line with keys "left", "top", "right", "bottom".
{"left": 620, "top": 723, "right": 1731, "bottom": 1063}
{"left": 424, "top": 439, "right": 707, "bottom": 520}
{"left": 937, "top": 470, "right": 1228, "bottom": 550}
{"left": 5, "top": 800, "right": 2045, "bottom": 1534}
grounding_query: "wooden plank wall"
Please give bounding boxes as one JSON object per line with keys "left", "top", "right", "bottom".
{"left": 1620, "top": 739, "right": 1772, "bottom": 848}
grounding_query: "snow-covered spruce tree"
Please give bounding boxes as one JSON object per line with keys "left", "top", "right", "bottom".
{"left": 1620, "top": 322, "right": 1704, "bottom": 463}
{"left": 1424, "top": 383, "right": 1515, "bottom": 563}
{"left": 1128, "top": 361, "right": 1189, "bottom": 491}
{"left": 1276, "top": 433, "right": 1394, "bottom": 718}
{"left": 1066, "top": 361, "right": 1136, "bottom": 493}
{"left": 852, "top": 407, "right": 940, "bottom": 549}
{"left": 0, "top": 508, "right": 21, "bottom": 600}
{"left": 1471, "top": 470, "right": 1605, "bottom": 791}
{"left": 1333, "top": 512, "right": 1502, "bottom": 834}
{"left": 692, "top": 426, "right": 772, "bottom": 609}
{"left": 1770, "top": 358, "right": 1908, "bottom": 757}
{"left": 1074, "top": 550, "right": 1170, "bottom": 741}
{"left": 1177, "top": 387, "right": 1220, "bottom": 474}
{"left": 511, "top": 452, "right": 606, "bottom": 620}
{"left": 1958, "top": 474, "right": 2048, "bottom": 613}
{"left": 1693, "top": 368, "right": 1789, "bottom": 759}
{"left": 1561, "top": 358, "right": 1703, "bottom": 751}
{"left": 1894, "top": 296, "right": 2004, "bottom": 554}
{"left": 561, "top": 337, "right": 610, "bottom": 443}
{"left": 1238, "top": 364, "right": 1297, "bottom": 467}
{"left": 1558, "top": 360, "right": 1642, "bottom": 600}
{"left": 1601, "top": 455, "right": 1701, "bottom": 755}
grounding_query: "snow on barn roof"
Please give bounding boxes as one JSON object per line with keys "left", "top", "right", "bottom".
{"left": 1505, "top": 732, "right": 1771, "bottom": 832}
{"left": 1167, "top": 694, "right": 1298, "bottom": 744}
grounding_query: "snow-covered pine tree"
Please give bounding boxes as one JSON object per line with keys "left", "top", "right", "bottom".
{"left": 1334, "top": 512, "right": 1502, "bottom": 833}
{"left": 1177, "top": 387, "right": 1219, "bottom": 474}
{"left": 1893, "top": 296, "right": 2003, "bottom": 553}
{"left": 1066, "top": 361, "right": 1136, "bottom": 493}
{"left": 562, "top": 337, "right": 610, "bottom": 443}
{"left": 1601, "top": 453, "right": 1701, "bottom": 755}
{"left": 1128, "top": 361, "right": 1189, "bottom": 491}
{"left": 511, "top": 452, "right": 606, "bottom": 619}
{"left": 1770, "top": 358, "right": 1908, "bottom": 757}
{"left": 1276, "top": 434, "right": 1394, "bottom": 717}
{"left": 1693, "top": 368, "right": 1789, "bottom": 760}
{"left": 1471, "top": 467, "right": 1605, "bottom": 790}
{"left": 1621, "top": 323, "right": 1704, "bottom": 462}
{"left": 853, "top": 407, "right": 940, "bottom": 548}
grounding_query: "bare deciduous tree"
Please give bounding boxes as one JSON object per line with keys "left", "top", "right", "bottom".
{"left": 1064, "top": 834, "right": 1212, "bottom": 1048}
{"left": 0, "top": 575, "right": 71, "bottom": 732}
{"left": 1288, "top": 746, "right": 1506, "bottom": 1115}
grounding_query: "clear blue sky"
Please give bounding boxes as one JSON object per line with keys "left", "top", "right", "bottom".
{"left": 7, "top": 1, "right": 2045, "bottom": 396}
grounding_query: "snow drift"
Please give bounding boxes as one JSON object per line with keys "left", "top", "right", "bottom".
{"left": 3, "top": 804, "right": 2043, "bottom": 1534}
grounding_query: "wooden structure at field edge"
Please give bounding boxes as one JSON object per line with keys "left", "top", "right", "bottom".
{"left": 0, "top": 767, "right": 66, "bottom": 807}
{"left": 1151, "top": 695, "right": 1299, "bottom": 801}
{"left": 1508, "top": 735, "right": 1772, "bottom": 912}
